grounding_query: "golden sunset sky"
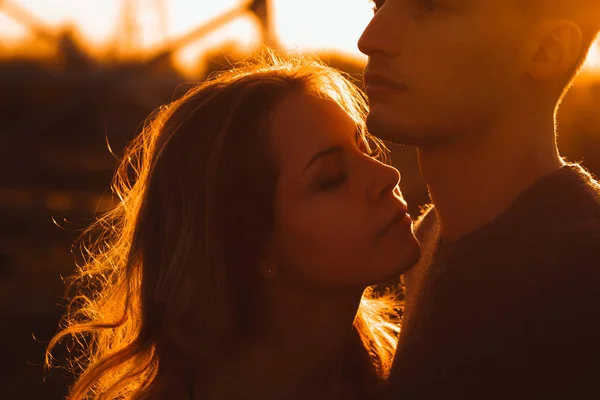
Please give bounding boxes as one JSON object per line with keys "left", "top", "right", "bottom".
{"left": 0, "top": 0, "right": 373, "bottom": 70}
{"left": 0, "top": 0, "right": 598, "bottom": 73}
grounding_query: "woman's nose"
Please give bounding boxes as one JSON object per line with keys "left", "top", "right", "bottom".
{"left": 369, "top": 159, "right": 401, "bottom": 201}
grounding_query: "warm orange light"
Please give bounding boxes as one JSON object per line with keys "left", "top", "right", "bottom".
{"left": 583, "top": 41, "right": 600, "bottom": 71}
{"left": 5, "top": 0, "right": 600, "bottom": 75}
{"left": 271, "top": 0, "right": 370, "bottom": 59}
{"left": 0, "top": 0, "right": 371, "bottom": 71}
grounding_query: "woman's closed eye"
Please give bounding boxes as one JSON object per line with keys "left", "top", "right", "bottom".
{"left": 320, "top": 172, "right": 348, "bottom": 191}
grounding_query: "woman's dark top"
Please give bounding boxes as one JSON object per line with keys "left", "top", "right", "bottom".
{"left": 188, "top": 329, "right": 382, "bottom": 399}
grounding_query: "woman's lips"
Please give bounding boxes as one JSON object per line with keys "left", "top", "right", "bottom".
{"left": 378, "top": 209, "right": 412, "bottom": 238}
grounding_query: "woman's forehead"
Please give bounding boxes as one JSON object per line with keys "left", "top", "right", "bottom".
{"left": 268, "top": 92, "right": 356, "bottom": 170}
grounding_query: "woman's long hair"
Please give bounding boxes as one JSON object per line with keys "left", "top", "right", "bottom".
{"left": 46, "top": 50, "right": 402, "bottom": 399}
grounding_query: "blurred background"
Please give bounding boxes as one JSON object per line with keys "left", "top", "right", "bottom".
{"left": 1, "top": 1, "right": 600, "bottom": 398}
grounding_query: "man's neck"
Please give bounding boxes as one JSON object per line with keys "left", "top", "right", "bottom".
{"left": 418, "top": 108, "right": 564, "bottom": 241}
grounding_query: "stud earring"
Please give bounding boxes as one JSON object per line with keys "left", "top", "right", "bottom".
{"left": 260, "top": 260, "right": 278, "bottom": 279}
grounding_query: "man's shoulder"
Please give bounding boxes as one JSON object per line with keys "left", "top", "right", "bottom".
{"left": 535, "top": 164, "right": 600, "bottom": 241}
{"left": 535, "top": 221, "right": 600, "bottom": 271}
{"left": 493, "top": 163, "right": 600, "bottom": 243}
{"left": 555, "top": 163, "right": 600, "bottom": 217}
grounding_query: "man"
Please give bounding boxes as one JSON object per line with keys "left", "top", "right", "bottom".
{"left": 358, "top": 0, "right": 600, "bottom": 398}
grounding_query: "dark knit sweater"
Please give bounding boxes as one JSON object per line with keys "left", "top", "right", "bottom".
{"left": 385, "top": 164, "right": 600, "bottom": 399}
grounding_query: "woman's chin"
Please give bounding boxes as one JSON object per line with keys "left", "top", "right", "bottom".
{"left": 386, "top": 241, "right": 422, "bottom": 280}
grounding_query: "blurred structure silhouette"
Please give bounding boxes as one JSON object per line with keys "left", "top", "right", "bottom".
{"left": 1, "top": 1, "right": 600, "bottom": 398}
{"left": 0, "top": 1, "right": 281, "bottom": 398}
{"left": 0, "top": 0, "right": 278, "bottom": 194}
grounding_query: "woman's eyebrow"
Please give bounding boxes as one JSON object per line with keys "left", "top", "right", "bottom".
{"left": 302, "top": 145, "right": 344, "bottom": 174}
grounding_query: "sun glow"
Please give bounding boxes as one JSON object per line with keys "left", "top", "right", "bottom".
{"left": 3, "top": 1, "right": 600, "bottom": 77}
{"left": 584, "top": 42, "right": 600, "bottom": 69}
{"left": 0, "top": 0, "right": 372, "bottom": 72}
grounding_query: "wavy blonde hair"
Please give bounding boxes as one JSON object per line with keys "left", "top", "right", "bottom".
{"left": 46, "top": 50, "right": 402, "bottom": 399}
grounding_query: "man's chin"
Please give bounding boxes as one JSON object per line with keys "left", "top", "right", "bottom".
{"left": 366, "top": 114, "right": 426, "bottom": 147}
{"left": 366, "top": 114, "right": 454, "bottom": 149}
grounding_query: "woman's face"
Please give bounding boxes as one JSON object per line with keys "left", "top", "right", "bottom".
{"left": 266, "top": 91, "right": 421, "bottom": 290}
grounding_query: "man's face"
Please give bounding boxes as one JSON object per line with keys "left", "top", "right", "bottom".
{"left": 359, "top": 0, "right": 534, "bottom": 147}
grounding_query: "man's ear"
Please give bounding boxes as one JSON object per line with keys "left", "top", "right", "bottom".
{"left": 527, "top": 19, "right": 583, "bottom": 79}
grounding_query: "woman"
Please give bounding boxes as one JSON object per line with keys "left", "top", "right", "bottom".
{"left": 46, "top": 50, "right": 421, "bottom": 400}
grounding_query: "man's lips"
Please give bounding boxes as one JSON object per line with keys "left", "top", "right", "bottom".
{"left": 363, "top": 72, "right": 408, "bottom": 92}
